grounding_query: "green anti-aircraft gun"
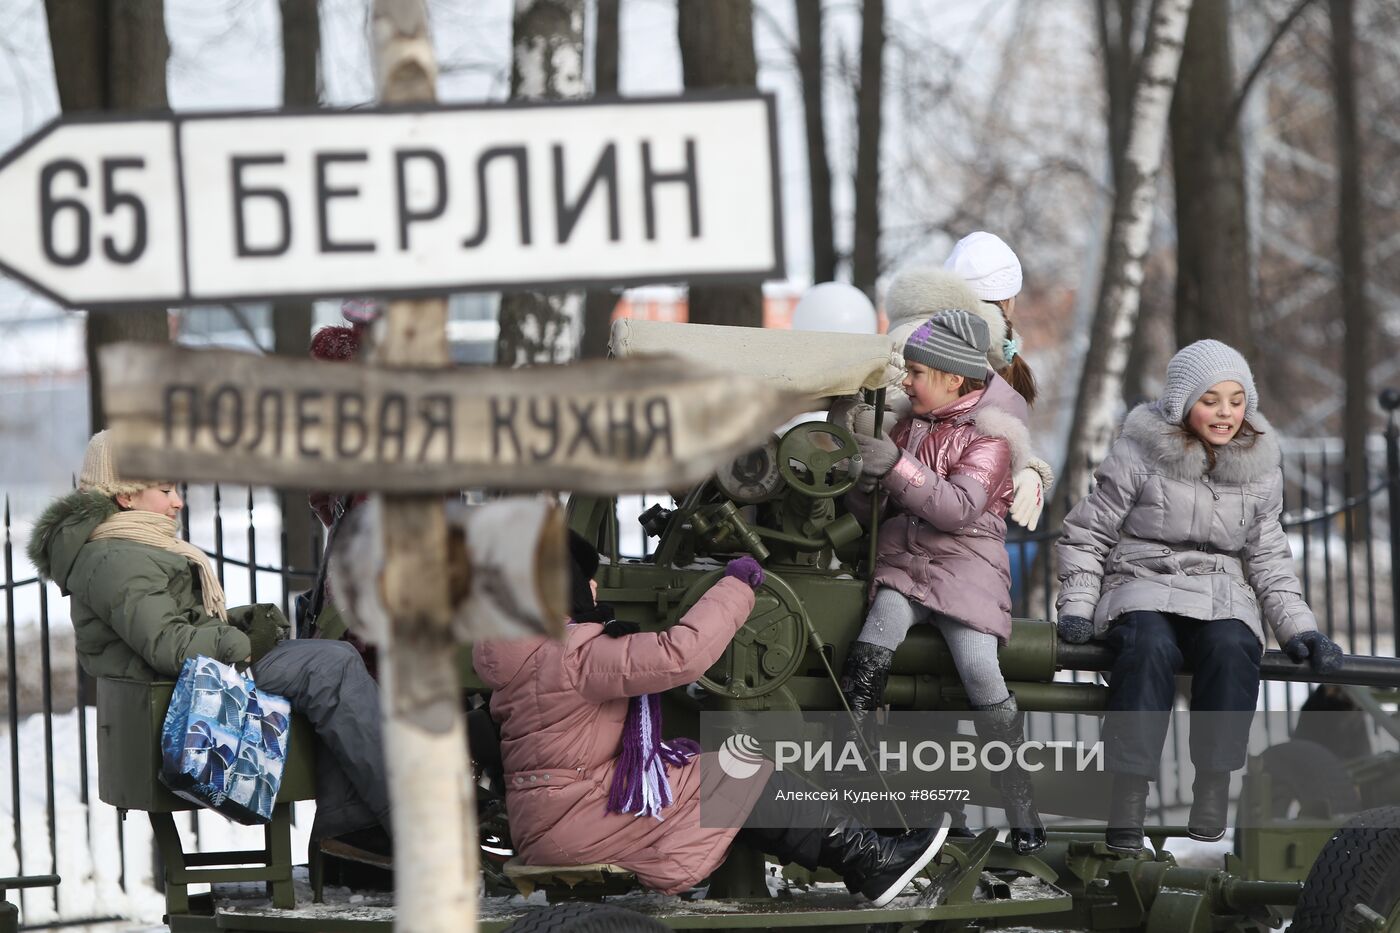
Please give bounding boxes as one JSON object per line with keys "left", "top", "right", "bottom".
{"left": 479, "top": 320, "right": 1400, "bottom": 933}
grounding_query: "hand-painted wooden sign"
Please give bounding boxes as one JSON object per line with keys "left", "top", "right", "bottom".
{"left": 0, "top": 93, "right": 783, "bottom": 309}
{"left": 100, "top": 343, "right": 806, "bottom": 493}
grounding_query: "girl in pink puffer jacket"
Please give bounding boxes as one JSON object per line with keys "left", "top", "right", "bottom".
{"left": 839, "top": 308, "right": 1045, "bottom": 854}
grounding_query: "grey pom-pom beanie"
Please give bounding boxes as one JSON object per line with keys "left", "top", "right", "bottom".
{"left": 903, "top": 310, "right": 992, "bottom": 382}
{"left": 1159, "top": 339, "right": 1258, "bottom": 424}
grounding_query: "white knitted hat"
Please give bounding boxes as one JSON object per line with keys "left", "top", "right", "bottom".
{"left": 1159, "top": 339, "right": 1258, "bottom": 424}
{"left": 944, "top": 231, "right": 1023, "bottom": 301}
{"left": 79, "top": 431, "right": 158, "bottom": 497}
{"left": 884, "top": 265, "right": 1010, "bottom": 370}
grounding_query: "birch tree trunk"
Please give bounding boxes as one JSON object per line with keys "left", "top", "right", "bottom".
{"left": 676, "top": 0, "right": 764, "bottom": 327}
{"left": 45, "top": 0, "right": 171, "bottom": 431}
{"left": 496, "top": 0, "right": 587, "bottom": 366}
{"left": 797, "top": 0, "right": 836, "bottom": 285}
{"left": 579, "top": 0, "right": 621, "bottom": 359}
{"left": 850, "top": 0, "right": 884, "bottom": 298}
{"left": 275, "top": 0, "right": 322, "bottom": 585}
{"left": 1330, "top": 0, "right": 1371, "bottom": 501}
{"left": 1058, "top": 0, "right": 1194, "bottom": 506}
{"left": 370, "top": 5, "right": 473, "bottom": 931}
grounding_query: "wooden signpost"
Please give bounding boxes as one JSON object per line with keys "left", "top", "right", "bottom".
{"left": 99, "top": 343, "right": 805, "bottom": 493}
{"left": 3, "top": 3, "right": 793, "bottom": 931}
{"left": 0, "top": 93, "right": 781, "bottom": 309}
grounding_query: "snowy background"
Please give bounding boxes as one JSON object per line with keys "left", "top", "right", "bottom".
{"left": 0, "top": 0, "right": 1395, "bottom": 927}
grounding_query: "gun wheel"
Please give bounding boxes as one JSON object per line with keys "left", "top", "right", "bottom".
{"left": 677, "top": 569, "right": 809, "bottom": 699}
{"left": 1293, "top": 806, "right": 1400, "bottom": 933}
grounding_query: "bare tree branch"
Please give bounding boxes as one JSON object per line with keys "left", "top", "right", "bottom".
{"left": 1222, "top": 0, "right": 1320, "bottom": 140}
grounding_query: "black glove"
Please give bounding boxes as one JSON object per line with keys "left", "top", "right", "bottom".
{"left": 233, "top": 604, "right": 289, "bottom": 665}
{"left": 246, "top": 613, "right": 284, "bottom": 665}
{"left": 1057, "top": 615, "right": 1095, "bottom": 645}
{"left": 1283, "top": 630, "right": 1343, "bottom": 675}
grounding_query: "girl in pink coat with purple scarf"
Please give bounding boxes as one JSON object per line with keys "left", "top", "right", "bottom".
{"left": 840, "top": 308, "right": 1046, "bottom": 854}
{"left": 472, "top": 536, "right": 950, "bottom": 907}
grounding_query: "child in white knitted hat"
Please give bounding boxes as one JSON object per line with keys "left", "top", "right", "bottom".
{"left": 839, "top": 309, "right": 1046, "bottom": 855}
{"left": 1055, "top": 339, "right": 1341, "bottom": 853}
{"left": 856, "top": 236, "right": 1054, "bottom": 531}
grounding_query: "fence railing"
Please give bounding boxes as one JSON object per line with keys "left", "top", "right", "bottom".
{"left": 3, "top": 411, "right": 1400, "bottom": 923}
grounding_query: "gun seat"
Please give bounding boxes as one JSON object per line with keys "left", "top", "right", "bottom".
{"left": 502, "top": 859, "right": 637, "bottom": 898}
{"left": 95, "top": 677, "right": 317, "bottom": 916}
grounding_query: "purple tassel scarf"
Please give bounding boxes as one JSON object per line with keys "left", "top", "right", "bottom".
{"left": 606, "top": 693, "right": 701, "bottom": 820}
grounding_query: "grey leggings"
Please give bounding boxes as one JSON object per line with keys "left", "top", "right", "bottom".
{"left": 856, "top": 586, "right": 1009, "bottom": 707}
{"left": 252, "top": 639, "right": 389, "bottom": 840}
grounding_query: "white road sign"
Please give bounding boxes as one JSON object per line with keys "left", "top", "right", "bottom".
{"left": 0, "top": 93, "right": 784, "bottom": 309}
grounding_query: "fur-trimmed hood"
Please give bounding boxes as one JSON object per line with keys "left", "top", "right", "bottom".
{"left": 915, "top": 373, "right": 1032, "bottom": 474}
{"left": 26, "top": 490, "right": 117, "bottom": 590}
{"left": 1120, "top": 402, "right": 1281, "bottom": 485}
{"left": 885, "top": 266, "right": 1010, "bottom": 370}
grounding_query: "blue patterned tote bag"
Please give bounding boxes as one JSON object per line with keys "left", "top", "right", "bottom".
{"left": 159, "top": 656, "right": 292, "bottom": 824}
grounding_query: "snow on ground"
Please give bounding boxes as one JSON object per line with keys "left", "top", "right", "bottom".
{"left": 0, "top": 489, "right": 1389, "bottom": 928}
{"left": 0, "top": 706, "right": 315, "bottom": 927}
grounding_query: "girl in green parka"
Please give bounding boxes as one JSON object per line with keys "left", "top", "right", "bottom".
{"left": 29, "top": 431, "right": 392, "bottom": 861}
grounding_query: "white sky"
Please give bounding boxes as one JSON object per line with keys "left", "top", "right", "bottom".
{"left": 0, "top": 0, "right": 1072, "bottom": 317}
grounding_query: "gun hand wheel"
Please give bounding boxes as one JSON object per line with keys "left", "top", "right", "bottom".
{"left": 675, "top": 569, "right": 808, "bottom": 700}
{"left": 777, "top": 422, "right": 861, "bottom": 498}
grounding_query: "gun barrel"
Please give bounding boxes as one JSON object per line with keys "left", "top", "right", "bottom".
{"left": 1056, "top": 642, "right": 1400, "bottom": 689}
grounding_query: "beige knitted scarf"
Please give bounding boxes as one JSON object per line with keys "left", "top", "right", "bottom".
{"left": 89, "top": 511, "right": 228, "bottom": 621}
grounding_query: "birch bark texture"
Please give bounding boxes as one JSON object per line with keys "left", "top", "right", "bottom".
{"left": 1058, "top": 0, "right": 1194, "bottom": 506}
{"left": 369, "top": 4, "right": 475, "bottom": 931}
{"left": 496, "top": 0, "right": 587, "bottom": 366}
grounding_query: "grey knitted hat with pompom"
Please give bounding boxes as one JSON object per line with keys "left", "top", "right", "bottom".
{"left": 902, "top": 310, "right": 992, "bottom": 381}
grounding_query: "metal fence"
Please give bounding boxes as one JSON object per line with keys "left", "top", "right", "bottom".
{"left": 3, "top": 411, "right": 1400, "bottom": 924}
{"left": 1000, "top": 414, "right": 1400, "bottom": 820}
{"left": 0, "top": 485, "right": 324, "bottom": 927}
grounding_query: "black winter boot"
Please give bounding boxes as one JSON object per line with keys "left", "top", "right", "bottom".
{"left": 838, "top": 642, "right": 895, "bottom": 714}
{"left": 1188, "top": 770, "right": 1231, "bottom": 842}
{"left": 817, "top": 816, "right": 950, "bottom": 907}
{"left": 1106, "top": 774, "right": 1149, "bottom": 853}
{"left": 739, "top": 773, "right": 949, "bottom": 907}
{"left": 974, "top": 695, "right": 1046, "bottom": 854}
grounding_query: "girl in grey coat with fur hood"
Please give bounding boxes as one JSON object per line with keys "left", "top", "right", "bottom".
{"left": 1055, "top": 340, "right": 1341, "bottom": 852}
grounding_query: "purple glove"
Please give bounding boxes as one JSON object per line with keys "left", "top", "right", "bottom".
{"left": 724, "top": 556, "right": 765, "bottom": 589}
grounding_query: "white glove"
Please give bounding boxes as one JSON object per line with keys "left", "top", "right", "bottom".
{"left": 851, "top": 394, "right": 908, "bottom": 437}
{"left": 831, "top": 394, "right": 906, "bottom": 438}
{"left": 1010, "top": 466, "right": 1044, "bottom": 530}
{"left": 827, "top": 396, "right": 867, "bottom": 433}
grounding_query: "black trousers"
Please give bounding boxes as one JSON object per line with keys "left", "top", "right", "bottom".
{"left": 735, "top": 770, "right": 831, "bottom": 869}
{"left": 1103, "top": 610, "right": 1262, "bottom": 778}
